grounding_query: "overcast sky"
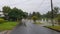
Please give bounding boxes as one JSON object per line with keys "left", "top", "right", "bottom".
{"left": 0, "top": 0, "right": 60, "bottom": 14}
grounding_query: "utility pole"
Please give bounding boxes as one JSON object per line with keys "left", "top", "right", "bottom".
{"left": 51, "top": 0, "right": 54, "bottom": 26}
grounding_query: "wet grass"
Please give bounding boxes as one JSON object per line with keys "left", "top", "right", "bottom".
{"left": 46, "top": 26, "right": 60, "bottom": 31}
{"left": 0, "top": 21, "right": 18, "bottom": 31}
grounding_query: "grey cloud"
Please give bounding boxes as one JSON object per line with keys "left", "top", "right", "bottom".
{"left": 0, "top": 0, "right": 60, "bottom": 14}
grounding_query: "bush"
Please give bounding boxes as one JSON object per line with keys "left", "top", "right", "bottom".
{"left": 32, "top": 16, "right": 38, "bottom": 23}
{"left": 57, "top": 19, "right": 60, "bottom": 25}
{"left": 55, "top": 16, "right": 60, "bottom": 25}
{"left": 0, "top": 18, "right": 5, "bottom": 24}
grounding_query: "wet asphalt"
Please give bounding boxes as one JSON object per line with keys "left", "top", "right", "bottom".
{"left": 10, "top": 20, "right": 60, "bottom": 34}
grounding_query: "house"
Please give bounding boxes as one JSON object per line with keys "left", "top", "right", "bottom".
{"left": 0, "top": 11, "right": 4, "bottom": 17}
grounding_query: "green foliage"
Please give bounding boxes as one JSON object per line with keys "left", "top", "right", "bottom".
{"left": 46, "top": 26, "right": 60, "bottom": 31}
{"left": 42, "top": 7, "right": 59, "bottom": 19}
{"left": 32, "top": 16, "right": 38, "bottom": 22}
{"left": 33, "top": 22, "right": 42, "bottom": 24}
{"left": 2, "top": 6, "right": 11, "bottom": 20}
{"left": 8, "top": 7, "right": 20, "bottom": 18}
{"left": 8, "top": 7, "right": 28, "bottom": 21}
{"left": 0, "top": 18, "right": 5, "bottom": 24}
{"left": 2, "top": 6, "right": 11, "bottom": 13}
{"left": 22, "top": 12, "right": 28, "bottom": 19}
{"left": 29, "top": 12, "right": 41, "bottom": 20}
{"left": 2, "top": 6, "right": 28, "bottom": 21}
{"left": 0, "top": 21, "right": 17, "bottom": 31}
{"left": 55, "top": 14, "right": 60, "bottom": 25}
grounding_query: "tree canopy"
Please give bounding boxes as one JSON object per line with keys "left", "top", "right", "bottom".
{"left": 2, "top": 6, "right": 28, "bottom": 21}
{"left": 29, "top": 12, "right": 41, "bottom": 20}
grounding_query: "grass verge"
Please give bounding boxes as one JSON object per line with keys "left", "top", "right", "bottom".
{"left": 0, "top": 21, "right": 18, "bottom": 31}
{"left": 45, "top": 26, "right": 60, "bottom": 32}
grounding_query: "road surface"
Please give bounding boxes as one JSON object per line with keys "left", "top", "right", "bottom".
{"left": 10, "top": 20, "right": 60, "bottom": 34}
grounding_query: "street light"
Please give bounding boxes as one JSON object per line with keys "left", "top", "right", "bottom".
{"left": 51, "top": 0, "right": 54, "bottom": 26}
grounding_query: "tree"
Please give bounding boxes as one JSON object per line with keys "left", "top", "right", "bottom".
{"left": 32, "top": 16, "right": 38, "bottom": 23}
{"left": 31, "top": 12, "right": 36, "bottom": 17}
{"left": 8, "top": 7, "right": 19, "bottom": 21}
{"left": 56, "top": 14, "right": 60, "bottom": 25}
{"left": 8, "top": 7, "right": 28, "bottom": 22}
{"left": 45, "top": 7, "right": 59, "bottom": 19}
{"left": 53, "top": 7, "right": 59, "bottom": 18}
{"left": 8, "top": 7, "right": 24, "bottom": 21}
{"left": 2, "top": 6, "right": 11, "bottom": 20}
{"left": 43, "top": 7, "right": 59, "bottom": 26}
{"left": 29, "top": 12, "right": 41, "bottom": 20}
{"left": 22, "top": 12, "right": 28, "bottom": 19}
{"left": 36, "top": 12, "right": 41, "bottom": 19}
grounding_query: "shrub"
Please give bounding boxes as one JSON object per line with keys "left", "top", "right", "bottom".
{"left": 32, "top": 16, "right": 38, "bottom": 23}
{"left": 55, "top": 15, "right": 60, "bottom": 25}
{"left": 0, "top": 18, "right": 5, "bottom": 24}
{"left": 57, "top": 18, "right": 60, "bottom": 25}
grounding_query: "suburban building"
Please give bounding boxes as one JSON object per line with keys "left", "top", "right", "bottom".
{"left": 0, "top": 11, "right": 4, "bottom": 17}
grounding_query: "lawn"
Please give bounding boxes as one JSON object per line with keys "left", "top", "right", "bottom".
{"left": 0, "top": 21, "right": 18, "bottom": 31}
{"left": 46, "top": 26, "right": 60, "bottom": 31}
